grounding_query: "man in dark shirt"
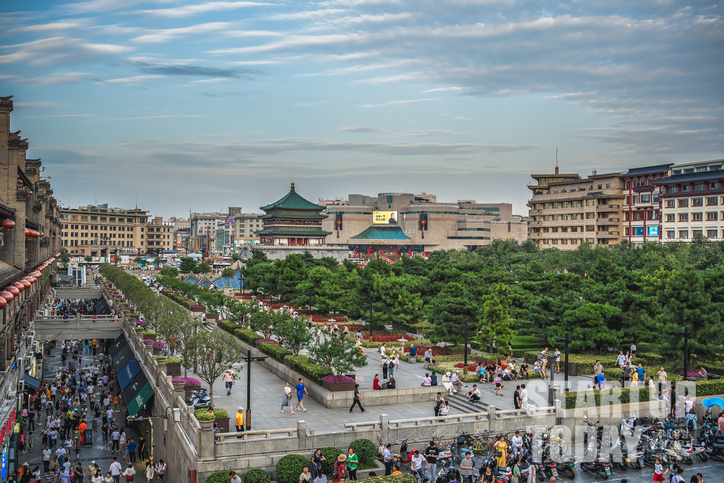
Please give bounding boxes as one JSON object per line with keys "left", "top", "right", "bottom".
{"left": 622, "top": 365, "right": 631, "bottom": 386}
{"left": 424, "top": 440, "right": 440, "bottom": 482}
{"left": 513, "top": 386, "right": 521, "bottom": 409}
{"left": 520, "top": 363, "right": 529, "bottom": 379}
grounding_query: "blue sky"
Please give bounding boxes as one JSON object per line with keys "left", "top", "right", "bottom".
{"left": 1, "top": 0, "right": 722, "bottom": 217}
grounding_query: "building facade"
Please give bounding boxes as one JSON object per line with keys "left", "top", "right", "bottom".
{"left": 622, "top": 164, "right": 673, "bottom": 244}
{"left": 323, "top": 192, "right": 527, "bottom": 257}
{"left": 527, "top": 168, "right": 625, "bottom": 250}
{"left": 60, "top": 206, "right": 171, "bottom": 258}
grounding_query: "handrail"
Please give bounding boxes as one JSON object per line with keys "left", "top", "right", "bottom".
{"left": 216, "top": 428, "right": 297, "bottom": 442}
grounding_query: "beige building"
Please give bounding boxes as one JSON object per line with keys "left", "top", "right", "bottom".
{"left": 322, "top": 192, "right": 527, "bottom": 256}
{"left": 60, "top": 206, "right": 172, "bottom": 257}
{"left": 226, "top": 207, "right": 263, "bottom": 246}
{"left": 653, "top": 159, "right": 724, "bottom": 242}
{"left": 527, "top": 168, "right": 625, "bottom": 249}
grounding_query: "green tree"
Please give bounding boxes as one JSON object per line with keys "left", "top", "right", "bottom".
{"left": 309, "top": 335, "right": 367, "bottom": 375}
{"left": 193, "top": 262, "right": 210, "bottom": 274}
{"left": 374, "top": 273, "right": 423, "bottom": 329}
{"left": 276, "top": 254, "right": 309, "bottom": 300}
{"left": 427, "top": 282, "right": 479, "bottom": 344}
{"left": 183, "top": 330, "right": 244, "bottom": 405}
{"left": 249, "top": 311, "right": 277, "bottom": 340}
{"left": 477, "top": 283, "right": 515, "bottom": 350}
{"left": 554, "top": 302, "right": 622, "bottom": 351}
{"left": 158, "top": 266, "right": 179, "bottom": 278}
{"left": 655, "top": 267, "right": 722, "bottom": 364}
{"left": 84, "top": 255, "right": 93, "bottom": 263}
{"left": 179, "top": 257, "right": 197, "bottom": 274}
{"left": 59, "top": 248, "right": 70, "bottom": 265}
{"left": 221, "top": 267, "right": 236, "bottom": 287}
{"left": 154, "top": 257, "right": 164, "bottom": 266}
{"left": 274, "top": 314, "right": 313, "bottom": 355}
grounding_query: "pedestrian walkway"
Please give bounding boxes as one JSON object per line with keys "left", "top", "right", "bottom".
{"left": 22, "top": 344, "right": 148, "bottom": 482}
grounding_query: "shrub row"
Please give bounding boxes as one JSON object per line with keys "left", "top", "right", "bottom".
{"left": 235, "top": 329, "right": 261, "bottom": 346}
{"left": 205, "top": 469, "right": 270, "bottom": 483}
{"left": 275, "top": 440, "right": 377, "bottom": 483}
{"left": 285, "top": 355, "right": 333, "bottom": 384}
{"left": 523, "top": 351, "right": 667, "bottom": 374}
{"left": 259, "top": 341, "right": 292, "bottom": 362}
{"left": 564, "top": 379, "right": 724, "bottom": 409}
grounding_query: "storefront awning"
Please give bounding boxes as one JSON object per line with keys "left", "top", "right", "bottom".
{"left": 22, "top": 374, "right": 41, "bottom": 391}
{"left": 112, "top": 335, "right": 154, "bottom": 417}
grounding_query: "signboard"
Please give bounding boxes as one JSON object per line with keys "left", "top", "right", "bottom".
{"left": 117, "top": 357, "right": 141, "bottom": 391}
{"left": 373, "top": 211, "right": 399, "bottom": 225}
{"left": 109, "top": 335, "right": 128, "bottom": 359}
{"left": 112, "top": 345, "right": 134, "bottom": 372}
{"left": 647, "top": 226, "right": 659, "bottom": 236}
{"left": 122, "top": 370, "right": 154, "bottom": 416}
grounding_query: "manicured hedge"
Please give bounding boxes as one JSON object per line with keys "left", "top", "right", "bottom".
{"left": 244, "top": 469, "right": 270, "bottom": 483}
{"left": 563, "top": 380, "right": 724, "bottom": 409}
{"left": 285, "top": 355, "right": 333, "bottom": 384}
{"left": 205, "top": 470, "right": 232, "bottom": 483}
{"left": 320, "top": 447, "right": 343, "bottom": 476}
{"left": 523, "top": 352, "right": 666, "bottom": 374}
{"left": 260, "top": 341, "right": 292, "bottom": 362}
{"left": 218, "top": 319, "right": 238, "bottom": 334}
{"left": 276, "top": 454, "right": 309, "bottom": 483}
{"left": 236, "top": 329, "right": 261, "bottom": 345}
{"left": 358, "top": 475, "right": 416, "bottom": 483}
{"left": 349, "top": 439, "right": 376, "bottom": 464}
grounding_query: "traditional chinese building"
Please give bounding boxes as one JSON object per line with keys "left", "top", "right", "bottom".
{"left": 258, "top": 182, "right": 331, "bottom": 247}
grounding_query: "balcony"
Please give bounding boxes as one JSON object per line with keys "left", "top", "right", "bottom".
{"left": 599, "top": 231, "right": 621, "bottom": 237}
{"left": 596, "top": 204, "right": 621, "bottom": 211}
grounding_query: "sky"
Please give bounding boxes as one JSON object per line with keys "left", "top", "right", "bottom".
{"left": 1, "top": 0, "right": 722, "bottom": 218}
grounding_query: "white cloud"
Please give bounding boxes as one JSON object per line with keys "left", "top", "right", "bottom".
{"left": 361, "top": 98, "right": 439, "bottom": 108}
{"left": 270, "top": 9, "right": 348, "bottom": 20}
{"left": 62, "top": 0, "right": 169, "bottom": 14}
{"left": 0, "top": 37, "right": 130, "bottom": 66}
{"left": 133, "top": 22, "right": 232, "bottom": 44}
{"left": 14, "top": 20, "right": 86, "bottom": 32}
{"left": 14, "top": 101, "right": 62, "bottom": 108}
{"left": 423, "top": 86, "right": 470, "bottom": 93}
{"left": 137, "top": 2, "right": 273, "bottom": 19}
{"left": 103, "top": 75, "right": 161, "bottom": 83}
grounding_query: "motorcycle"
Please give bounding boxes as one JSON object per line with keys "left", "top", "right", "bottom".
{"left": 705, "top": 434, "right": 724, "bottom": 462}
{"left": 477, "top": 452, "right": 512, "bottom": 483}
{"left": 434, "top": 438, "right": 454, "bottom": 469}
{"left": 579, "top": 452, "right": 611, "bottom": 481}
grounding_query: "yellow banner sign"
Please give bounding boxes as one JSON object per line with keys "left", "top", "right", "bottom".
{"left": 373, "top": 211, "right": 398, "bottom": 225}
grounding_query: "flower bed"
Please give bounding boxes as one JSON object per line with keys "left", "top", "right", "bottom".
{"left": 454, "top": 363, "right": 478, "bottom": 372}
{"left": 310, "top": 315, "right": 347, "bottom": 323}
{"left": 153, "top": 341, "right": 166, "bottom": 350}
{"left": 190, "top": 304, "right": 206, "bottom": 311}
{"left": 173, "top": 377, "right": 201, "bottom": 388}
{"left": 362, "top": 334, "right": 414, "bottom": 343}
{"left": 255, "top": 338, "right": 279, "bottom": 345}
{"left": 322, "top": 374, "right": 355, "bottom": 392}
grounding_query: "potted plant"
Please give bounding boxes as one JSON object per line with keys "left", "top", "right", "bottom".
{"left": 152, "top": 340, "right": 166, "bottom": 356}
{"left": 143, "top": 339, "right": 154, "bottom": 352}
{"left": 190, "top": 304, "right": 206, "bottom": 313}
{"left": 174, "top": 377, "right": 201, "bottom": 400}
{"left": 166, "top": 358, "right": 182, "bottom": 377}
{"left": 195, "top": 408, "right": 229, "bottom": 433}
{"left": 205, "top": 312, "right": 219, "bottom": 322}
{"left": 142, "top": 331, "right": 156, "bottom": 342}
{"left": 322, "top": 375, "right": 355, "bottom": 392}
{"left": 195, "top": 410, "right": 215, "bottom": 430}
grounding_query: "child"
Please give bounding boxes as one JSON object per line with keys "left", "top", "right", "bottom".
{"left": 495, "top": 373, "right": 503, "bottom": 396}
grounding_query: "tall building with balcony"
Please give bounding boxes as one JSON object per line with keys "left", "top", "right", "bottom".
{"left": 622, "top": 164, "right": 673, "bottom": 244}
{"left": 527, "top": 167, "right": 625, "bottom": 249}
{"left": 653, "top": 159, "right": 724, "bottom": 242}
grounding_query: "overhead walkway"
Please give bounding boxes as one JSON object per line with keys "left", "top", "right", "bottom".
{"left": 34, "top": 314, "right": 123, "bottom": 340}
{"left": 53, "top": 287, "right": 104, "bottom": 299}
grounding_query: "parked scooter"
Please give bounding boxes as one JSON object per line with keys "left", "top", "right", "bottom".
{"left": 579, "top": 452, "right": 611, "bottom": 481}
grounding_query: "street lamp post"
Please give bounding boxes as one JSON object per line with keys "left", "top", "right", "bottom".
{"left": 555, "top": 332, "right": 572, "bottom": 390}
{"left": 674, "top": 326, "right": 690, "bottom": 381}
{"left": 242, "top": 349, "right": 268, "bottom": 430}
{"left": 305, "top": 290, "right": 313, "bottom": 315}
{"left": 364, "top": 301, "right": 374, "bottom": 341}
{"left": 547, "top": 354, "right": 558, "bottom": 406}
{"left": 453, "top": 318, "right": 471, "bottom": 373}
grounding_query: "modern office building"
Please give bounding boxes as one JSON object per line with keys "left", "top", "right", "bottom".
{"left": 527, "top": 167, "right": 626, "bottom": 249}
{"left": 322, "top": 192, "right": 527, "bottom": 256}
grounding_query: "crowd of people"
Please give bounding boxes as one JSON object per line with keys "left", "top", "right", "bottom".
{"left": 53, "top": 300, "right": 99, "bottom": 318}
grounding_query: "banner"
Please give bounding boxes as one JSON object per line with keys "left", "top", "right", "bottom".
{"left": 372, "top": 211, "right": 399, "bottom": 225}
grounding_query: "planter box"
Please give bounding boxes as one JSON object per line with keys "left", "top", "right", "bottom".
{"left": 191, "top": 307, "right": 204, "bottom": 313}
{"left": 152, "top": 347, "right": 159, "bottom": 356}
{"left": 322, "top": 380, "right": 355, "bottom": 392}
{"left": 167, "top": 363, "right": 181, "bottom": 377}
{"left": 143, "top": 334, "right": 157, "bottom": 342}
{"left": 205, "top": 313, "right": 219, "bottom": 321}
{"left": 215, "top": 416, "right": 230, "bottom": 433}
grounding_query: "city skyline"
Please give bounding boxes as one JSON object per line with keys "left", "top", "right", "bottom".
{"left": 2, "top": 0, "right": 722, "bottom": 218}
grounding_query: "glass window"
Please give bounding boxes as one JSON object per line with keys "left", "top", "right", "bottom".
{"left": 707, "top": 197, "right": 717, "bottom": 205}
{"left": 679, "top": 214, "right": 689, "bottom": 222}
{"left": 693, "top": 198, "right": 703, "bottom": 206}
{"left": 666, "top": 200, "right": 675, "bottom": 208}
{"left": 692, "top": 213, "right": 703, "bottom": 221}
{"left": 667, "top": 230, "right": 676, "bottom": 239}
{"left": 679, "top": 230, "right": 689, "bottom": 238}
{"left": 707, "top": 230, "right": 717, "bottom": 238}
{"left": 707, "top": 212, "right": 718, "bottom": 221}
{"left": 679, "top": 199, "right": 689, "bottom": 207}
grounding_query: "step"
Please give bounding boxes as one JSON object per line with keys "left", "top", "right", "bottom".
{"left": 446, "top": 393, "right": 489, "bottom": 414}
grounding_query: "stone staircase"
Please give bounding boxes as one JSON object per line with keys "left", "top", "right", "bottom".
{"left": 446, "top": 390, "right": 490, "bottom": 414}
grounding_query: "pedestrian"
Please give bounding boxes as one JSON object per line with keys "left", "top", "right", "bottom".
{"left": 459, "top": 452, "right": 473, "bottom": 483}
{"left": 281, "top": 382, "right": 295, "bottom": 414}
{"left": 346, "top": 447, "right": 358, "bottom": 481}
{"left": 670, "top": 468, "right": 685, "bottom": 483}
{"left": 295, "top": 378, "right": 309, "bottom": 412}
{"left": 144, "top": 462, "right": 154, "bottom": 482}
{"left": 383, "top": 444, "right": 394, "bottom": 475}
{"left": 657, "top": 367, "right": 668, "bottom": 399}
{"left": 349, "top": 384, "right": 365, "bottom": 413}
{"left": 554, "top": 349, "right": 560, "bottom": 373}
{"left": 332, "top": 454, "right": 347, "bottom": 483}
{"left": 495, "top": 373, "right": 503, "bottom": 396}
{"left": 137, "top": 436, "right": 146, "bottom": 462}
{"left": 653, "top": 458, "right": 668, "bottom": 482}
{"left": 223, "top": 366, "right": 235, "bottom": 396}
{"left": 109, "top": 457, "right": 122, "bottom": 483}
{"left": 424, "top": 440, "right": 439, "bottom": 482}
{"left": 410, "top": 450, "right": 428, "bottom": 482}
{"left": 235, "top": 407, "right": 245, "bottom": 432}
{"left": 514, "top": 386, "right": 521, "bottom": 410}
{"left": 127, "top": 438, "right": 137, "bottom": 464}
{"left": 230, "top": 470, "right": 242, "bottom": 483}
{"left": 155, "top": 459, "right": 166, "bottom": 482}
{"left": 593, "top": 360, "right": 602, "bottom": 389}
{"left": 311, "top": 449, "right": 325, "bottom": 478}
{"left": 381, "top": 358, "right": 389, "bottom": 380}
{"left": 433, "top": 393, "right": 445, "bottom": 418}
{"left": 597, "top": 371, "right": 606, "bottom": 390}
{"left": 520, "top": 384, "right": 528, "bottom": 413}
{"left": 123, "top": 462, "right": 136, "bottom": 482}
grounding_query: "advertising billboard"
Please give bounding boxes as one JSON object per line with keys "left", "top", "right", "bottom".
{"left": 647, "top": 226, "right": 659, "bottom": 237}
{"left": 373, "top": 211, "right": 399, "bottom": 225}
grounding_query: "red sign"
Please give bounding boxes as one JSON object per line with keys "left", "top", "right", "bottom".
{"left": 0, "top": 408, "right": 16, "bottom": 447}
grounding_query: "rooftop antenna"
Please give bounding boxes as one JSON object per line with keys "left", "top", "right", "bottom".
{"left": 555, "top": 147, "right": 559, "bottom": 175}
{"left": 135, "top": 195, "right": 138, "bottom": 210}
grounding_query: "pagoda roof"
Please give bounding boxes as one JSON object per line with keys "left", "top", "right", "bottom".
{"left": 260, "top": 182, "right": 325, "bottom": 212}
{"left": 260, "top": 213, "right": 327, "bottom": 220}
{"left": 258, "top": 229, "right": 333, "bottom": 236}
{"left": 351, "top": 226, "right": 411, "bottom": 240}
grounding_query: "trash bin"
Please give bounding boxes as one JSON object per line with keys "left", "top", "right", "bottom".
{"left": 84, "top": 429, "right": 93, "bottom": 447}
{"left": 568, "top": 361, "right": 578, "bottom": 377}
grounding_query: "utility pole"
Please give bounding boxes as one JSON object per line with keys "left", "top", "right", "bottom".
{"left": 453, "top": 318, "right": 471, "bottom": 373}
{"left": 364, "top": 301, "right": 374, "bottom": 341}
{"left": 674, "top": 326, "right": 690, "bottom": 380}
{"left": 555, "top": 332, "right": 572, "bottom": 390}
{"left": 242, "top": 349, "right": 268, "bottom": 430}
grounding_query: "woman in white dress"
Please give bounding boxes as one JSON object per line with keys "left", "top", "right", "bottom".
{"left": 442, "top": 372, "right": 454, "bottom": 396}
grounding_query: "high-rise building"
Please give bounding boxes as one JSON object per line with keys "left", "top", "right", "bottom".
{"left": 527, "top": 167, "right": 625, "bottom": 249}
